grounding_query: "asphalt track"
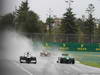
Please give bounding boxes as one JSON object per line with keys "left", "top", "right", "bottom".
{"left": 1, "top": 55, "right": 100, "bottom": 75}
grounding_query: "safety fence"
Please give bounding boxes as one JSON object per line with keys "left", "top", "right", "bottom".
{"left": 22, "top": 33, "right": 100, "bottom": 43}
{"left": 21, "top": 33, "right": 100, "bottom": 52}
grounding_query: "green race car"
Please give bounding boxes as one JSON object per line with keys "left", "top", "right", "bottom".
{"left": 57, "top": 54, "right": 75, "bottom": 64}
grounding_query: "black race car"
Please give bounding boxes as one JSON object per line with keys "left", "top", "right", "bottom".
{"left": 20, "top": 52, "right": 37, "bottom": 64}
{"left": 57, "top": 54, "right": 75, "bottom": 64}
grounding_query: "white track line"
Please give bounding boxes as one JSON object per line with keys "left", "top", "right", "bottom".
{"left": 14, "top": 62, "right": 33, "bottom": 75}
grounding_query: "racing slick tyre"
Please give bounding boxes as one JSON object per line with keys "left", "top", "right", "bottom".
{"left": 71, "top": 59, "right": 75, "bottom": 64}
{"left": 60, "top": 59, "right": 63, "bottom": 63}
{"left": 57, "top": 61, "right": 59, "bottom": 63}
{"left": 20, "top": 59, "right": 23, "bottom": 63}
{"left": 33, "top": 60, "right": 37, "bottom": 64}
{"left": 34, "top": 61, "right": 37, "bottom": 64}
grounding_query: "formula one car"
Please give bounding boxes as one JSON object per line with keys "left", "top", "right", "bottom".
{"left": 20, "top": 52, "right": 37, "bottom": 64}
{"left": 57, "top": 54, "right": 75, "bottom": 64}
{"left": 40, "top": 50, "right": 51, "bottom": 56}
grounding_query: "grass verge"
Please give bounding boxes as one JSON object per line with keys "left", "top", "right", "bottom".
{"left": 81, "top": 62, "right": 100, "bottom": 68}
{"left": 65, "top": 51, "right": 100, "bottom": 68}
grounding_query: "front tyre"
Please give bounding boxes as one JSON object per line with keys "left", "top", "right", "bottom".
{"left": 20, "top": 59, "right": 23, "bottom": 63}
{"left": 34, "top": 60, "right": 37, "bottom": 64}
{"left": 60, "top": 59, "right": 63, "bottom": 63}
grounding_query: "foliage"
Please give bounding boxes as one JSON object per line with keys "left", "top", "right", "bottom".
{"left": 95, "top": 20, "right": 100, "bottom": 42}
{"left": 46, "top": 17, "right": 54, "bottom": 33}
{"left": 16, "top": 0, "right": 44, "bottom": 33}
{"left": 82, "top": 4, "right": 96, "bottom": 42}
{"left": 0, "top": 13, "right": 15, "bottom": 30}
{"left": 46, "top": 17, "right": 54, "bottom": 25}
{"left": 83, "top": 14, "right": 95, "bottom": 35}
{"left": 61, "top": 8, "right": 78, "bottom": 34}
{"left": 38, "top": 20, "right": 46, "bottom": 33}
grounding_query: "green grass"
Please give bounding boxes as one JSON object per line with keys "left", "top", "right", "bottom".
{"left": 63, "top": 51, "right": 100, "bottom": 68}
{"left": 81, "top": 62, "right": 100, "bottom": 68}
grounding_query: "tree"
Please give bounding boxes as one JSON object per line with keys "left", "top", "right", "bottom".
{"left": 60, "top": 8, "right": 78, "bottom": 42}
{"left": 83, "top": 4, "right": 96, "bottom": 42}
{"left": 0, "top": 13, "right": 15, "bottom": 30}
{"left": 95, "top": 19, "right": 100, "bottom": 42}
{"left": 22, "top": 11, "right": 41, "bottom": 33}
{"left": 46, "top": 17, "right": 54, "bottom": 33}
{"left": 61, "top": 8, "right": 78, "bottom": 34}
{"left": 16, "top": 0, "right": 42, "bottom": 33}
{"left": 38, "top": 20, "right": 46, "bottom": 33}
{"left": 75, "top": 18, "right": 86, "bottom": 42}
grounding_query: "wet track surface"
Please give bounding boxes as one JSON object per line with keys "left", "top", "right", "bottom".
{"left": 1, "top": 56, "right": 100, "bottom": 75}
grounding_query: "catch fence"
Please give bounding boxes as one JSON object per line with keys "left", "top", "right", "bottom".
{"left": 21, "top": 33, "right": 100, "bottom": 52}
{"left": 22, "top": 33, "right": 100, "bottom": 43}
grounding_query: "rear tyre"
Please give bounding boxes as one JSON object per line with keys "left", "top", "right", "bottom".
{"left": 72, "top": 59, "right": 75, "bottom": 64}
{"left": 34, "top": 62, "right": 36, "bottom": 64}
{"left": 33, "top": 60, "right": 37, "bottom": 64}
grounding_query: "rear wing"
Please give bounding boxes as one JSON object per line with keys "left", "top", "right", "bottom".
{"left": 62, "top": 54, "right": 69, "bottom": 56}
